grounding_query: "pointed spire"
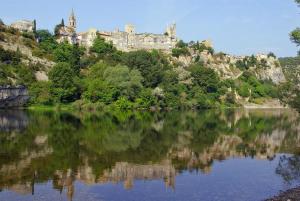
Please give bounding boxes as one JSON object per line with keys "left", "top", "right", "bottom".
{"left": 71, "top": 8, "right": 75, "bottom": 18}
{"left": 69, "top": 9, "right": 77, "bottom": 30}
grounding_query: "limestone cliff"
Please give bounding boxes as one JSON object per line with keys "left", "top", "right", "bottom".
{"left": 0, "top": 86, "right": 29, "bottom": 108}
{"left": 172, "top": 43, "right": 286, "bottom": 85}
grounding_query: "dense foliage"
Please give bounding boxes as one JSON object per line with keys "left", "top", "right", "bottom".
{"left": 279, "top": 0, "right": 300, "bottom": 111}
{"left": 0, "top": 22, "right": 283, "bottom": 111}
{"left": 279, "top": 57, "right": 300, "bottom": 111}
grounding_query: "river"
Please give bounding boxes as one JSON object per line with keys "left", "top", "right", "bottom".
{"left": 0, "top": 109, "right": 299, "bottom": 201}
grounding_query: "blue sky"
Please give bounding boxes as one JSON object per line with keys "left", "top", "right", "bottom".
{"left": 0, "top": 0, "right": 299, "bottom": 57}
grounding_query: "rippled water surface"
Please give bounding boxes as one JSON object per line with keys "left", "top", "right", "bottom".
{"left": 0, "top": 109, "right": 300, "bottom": 201}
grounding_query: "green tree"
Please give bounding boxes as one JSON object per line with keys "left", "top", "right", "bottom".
{"left": 238, "top": 83, "right": 251, "bottom": 97}
{"left": 29, "top": 81, "right": 52, "bottom": 105}
{"left": 48, "top": 62, "right": 80, "bottom": 103}
{"left": 291, "top": 0, "right": 300, "bottom": 53}
{"left": 69, "top": 44, "right": 84, "bottom": 75}
{"left": 190, "top": 64, "right": 220, "bottom": 93}
{"left": 103, "top": 64, "right": 143, "bottom": 100}
{"left": 53, "top": 42, "right": 74, "bottom": 62}
{"left": 53, "top": 42, "right": 84, "bottom": 74}
{"left": 54, "top": 19, "right": 65, "bottom": 36}
{"left": 35, "top": 30, "right": 58, "bottom": 54}
{"left": 33, "top": 19, "right": 37, "bottom": 34}
{"left": 83, "top": 79, "right": 118, "bottom": 104}
{"left": 267, "top": 52, "right": 276, "bottom": 58}
{"left": 122, "top": 50, "right": 168, "bottom": 88}
{"left": 90, "top": 36, "right": 116, "bottom": 56}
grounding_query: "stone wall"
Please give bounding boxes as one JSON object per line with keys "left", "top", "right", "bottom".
{"left": 0, "top": 86, "right": 29, "bottom": 108}
{"left": 99, "top": 31, "right": 177, "bottom": 52}
{"left": 77, "top": 24, "right": 178, "bottom": 52}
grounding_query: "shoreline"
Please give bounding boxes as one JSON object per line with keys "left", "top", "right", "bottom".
{"left": 265, "top": 187, "right": 300, "bottom": 201}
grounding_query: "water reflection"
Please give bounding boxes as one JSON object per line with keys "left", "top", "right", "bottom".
{"left": 0, "top": 110, "right": 28, "bottom": 132}
{"left": 0, "top": 109, "right": 299, "bottom": 201}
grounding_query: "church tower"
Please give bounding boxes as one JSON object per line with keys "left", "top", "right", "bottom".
{"left": 166, "top": 23, "right": 176, "bottom": 39}
{"left": 69, "top": 9, "right": 76, "bottom": 30}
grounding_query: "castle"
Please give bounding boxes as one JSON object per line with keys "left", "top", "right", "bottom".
{"left": 57, "top": 10, "right": 178, "bottom": 52}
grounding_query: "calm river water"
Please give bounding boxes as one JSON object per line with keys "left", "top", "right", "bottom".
{"left": 0, "top": 109, "right": 299, "bottom": 201}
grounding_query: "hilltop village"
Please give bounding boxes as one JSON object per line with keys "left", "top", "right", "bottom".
{"left": 0, "top": 10, "right": 296, "bottom": 110}
{"left": 10, "top": 10, "right": 178, "bottom": 52}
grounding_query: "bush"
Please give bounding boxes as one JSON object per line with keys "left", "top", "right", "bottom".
{"left": 238, "top": 83, "right": 251, "bottom": 97}
{"left": 29, "top": 81, "right": 52, "bottom": 105}
{"left": 0, "top": 33, "right": 5, "bottom": 41}
{"left": 21, "top": 32, "right": 35, "bottom": 40}
{"left": 90, "top": 36, "right": 116, "bottom": 57}
{"left": 114, "top": 97, "right": 133, "bottom": 110}
{"left": 190, "top": 64, "right": 220, "bottom": 93}
{"left": 172, "top": 47, "right": 190, "bottom": 58}
{"left": 267, "top": 52, "right": 276, "bottom": 58}
{"left": 226, "top": 92, "right": 236, "bottom": 104}
{"left": 0, "top": 46, "right": 21, "bottom": 64}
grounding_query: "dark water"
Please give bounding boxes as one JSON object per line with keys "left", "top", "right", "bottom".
{"left": 0, "top": 109, "right": 300, "bottom": 201}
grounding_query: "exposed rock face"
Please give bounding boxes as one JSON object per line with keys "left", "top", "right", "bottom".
{"left": 35, "top": 71, "right": 49, "bottom": 81}
{"left": 10, "top": 20, "right": 34, "bottom": 32}
{"left": 174, "top": 48, "right": 286, "bottom": 85}
{"left": 0, "top": 86, "right": 29, "bottom": 108}
{"left": 254, "top": 55, "right": 286, "bottom": 84}
{"left": 0, "top": 41, "right": 55, "bottom": 68}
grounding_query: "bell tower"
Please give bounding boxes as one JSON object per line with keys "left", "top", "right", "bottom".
{"left": 166, "top": 23, "right": 176, "bottom": 39}
{"left": 69, "top": 9, "right": 76, "bottom": 30}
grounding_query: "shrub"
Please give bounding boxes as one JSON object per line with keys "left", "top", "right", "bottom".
{"left": 172, "top": 47, "right": 190, "bottom": 58}
{"left": 29, "top": 81, "right": 52, "bottom": 105}
{"left": 238, "top": 83, "right": 251, "bottom": 97}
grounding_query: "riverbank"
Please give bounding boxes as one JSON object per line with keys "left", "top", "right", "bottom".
{"left": 266, "top": 187, "right": 300, "bottom": 201}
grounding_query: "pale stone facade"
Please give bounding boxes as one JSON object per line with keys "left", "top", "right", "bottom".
{"left": 57, "top": 10, "right": 77, "bottom": 44}
{"left": 97, "top": 23, "right": 177, "bottom": 52}
{"left": 77, "top": 28, "right": 97, "bottom": 47}
{"left": 10, "top": 20, "right": 34, "bottom": 32}
{"left": 58, "top": 11, "right": 178, "bottom": 52}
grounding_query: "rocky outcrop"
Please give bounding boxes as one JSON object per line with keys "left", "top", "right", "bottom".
{"left": 10, "top": 20, "right": 34, "bottom": 32}
{"left": 172, "top": 43, "right": 286, "bottom": 85}
{"left": 0, "top": 41, "right": 55, "bottom": 69}
{"left": 254, "top": 54, "right": 286, "bottom": 84}
{"left": 0, "top": 86, "right": 29, "bottom": 108}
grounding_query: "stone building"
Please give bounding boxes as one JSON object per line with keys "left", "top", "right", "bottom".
{"left": 96, "top": 23, "right": 177, "bottom": 52}
{"left": 10, "top": 20, "right": 34, "bottom": 32}
{"left": 57, "top": 9, "right": 77, "bottom": 44}
{"left": 58, "top": 10, "right": 178, "bottom": 52}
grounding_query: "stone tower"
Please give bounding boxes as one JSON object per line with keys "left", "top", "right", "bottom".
{"left": 125, "top": 24, "right": 135, "bottom": 34}
{"left": 69, "top": 9, "right": 76, "bottom": 30}
{"left": 166, "top": 23, "right": 176, "bottom": 39}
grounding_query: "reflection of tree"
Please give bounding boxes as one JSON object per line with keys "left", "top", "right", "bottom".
{"left": 0, "top": 109, "right": 299, "bottom": 196}
{"left": 276, "top": 155, "right": 300, "bottom": 184}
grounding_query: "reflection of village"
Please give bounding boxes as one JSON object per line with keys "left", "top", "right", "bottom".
{"left": 0, "top": 109, "right": 300, "bottom": 200}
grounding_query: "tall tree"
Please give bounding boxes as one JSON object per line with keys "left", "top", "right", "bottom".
{"left": 54, "top": 19, "right": 65, "bottom": 37}
{"left": 33, "top": 19, "right": 37, "bottom": 34}
{"left": 290, "top": 0, "right": 300, "bottom": 53}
